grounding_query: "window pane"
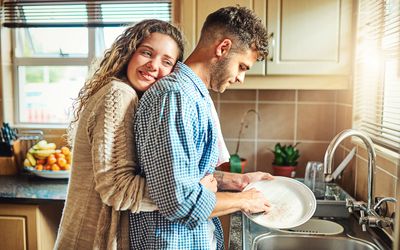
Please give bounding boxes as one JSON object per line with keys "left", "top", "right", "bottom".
{"left": 16, "top": 28, "right": 88, "bottom": 57}
{"left": 96, "top": 26, "right": 126, "bottom": 55}
{"left": 18, "top": 66, "right": 87, "bottom": 124}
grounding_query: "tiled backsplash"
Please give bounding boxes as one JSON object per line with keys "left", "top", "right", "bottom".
{"left": 211, "top": 89, "right": 337, "bottom": 177}
{"left": 212, "top": 88, "right": 399, "bottom": 234}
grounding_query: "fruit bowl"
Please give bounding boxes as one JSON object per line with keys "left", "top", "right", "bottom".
{"left": 24, "top": 166, "right": 70, "bottom": 179}
{"left": 23, "top": 140, "right": 72, "bottom": 172}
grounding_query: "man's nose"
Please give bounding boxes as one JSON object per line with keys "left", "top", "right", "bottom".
{"left": 236, "top": 72, "right": 245, "bottom": 84}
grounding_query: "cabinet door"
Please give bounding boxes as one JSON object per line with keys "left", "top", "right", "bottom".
{"left": 180, "top": 0, "right": 266, "bottom": 75}
{"left": 267, "top": 0, "right": 352, "bottom": 75}
{"left": 0, "top": 203, "right": 63, "bottom": 250}
{"left": 0, "top": 216, "right": 27, "bottom": 250}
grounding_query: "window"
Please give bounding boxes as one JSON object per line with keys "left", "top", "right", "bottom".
{"left": 353, "top": 0, "right": 400, "bottom": 152}
{"left": 3, "top": 0, "right": 172, "bottom": 125}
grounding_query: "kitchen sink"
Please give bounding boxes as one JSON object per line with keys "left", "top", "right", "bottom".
{"left": 242, "top": 183, "right": 392, "bottom": 250}
{"left": 242, "top": 214, "right": 390, "bottom": 250}
{"left": 252, "top": 234, "right": 380, "bottom": 250}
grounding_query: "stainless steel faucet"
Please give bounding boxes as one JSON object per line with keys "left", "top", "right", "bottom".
{"left": 324, "top": 129, "right": 376, "bottom": 211}
{"left": 323, "top": 129, "right": 397, "bottom": 231}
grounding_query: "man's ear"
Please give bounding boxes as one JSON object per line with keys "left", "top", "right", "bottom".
{"left": 215, "top": 39, "right": 232, "bottom": 58}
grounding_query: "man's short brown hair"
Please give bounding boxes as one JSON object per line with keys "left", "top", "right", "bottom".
{"left": 200, "top": 6, "right": 268, "bottom": 61}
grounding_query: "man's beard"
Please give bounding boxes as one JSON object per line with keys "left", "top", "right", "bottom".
{"left": 210, "top": 56, "right": 230, "bottom": 93}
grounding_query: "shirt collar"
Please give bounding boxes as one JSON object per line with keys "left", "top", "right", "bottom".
{"left": 175, "top": 61, "right": 210, "bottom": 98}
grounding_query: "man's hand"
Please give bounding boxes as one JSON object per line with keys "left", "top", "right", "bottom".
{"left": 214, "top": 171, "right": 273, "bottom": 192}
{"left": 240, "top": 172, "right": 273, "bottom": 191}
{"left": 240, "top": 188, "right": 271, "bottom": 214}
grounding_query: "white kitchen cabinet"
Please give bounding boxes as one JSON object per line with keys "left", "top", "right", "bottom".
{"left": 267, "top": 0, "right": 352, "bottom": 75}
{"left": 177, "top": 0, "right": 352, "bottom": 88}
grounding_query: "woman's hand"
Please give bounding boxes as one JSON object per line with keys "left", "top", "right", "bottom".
{"left": 200, "top": 174, "right": 217, "bottom": 193}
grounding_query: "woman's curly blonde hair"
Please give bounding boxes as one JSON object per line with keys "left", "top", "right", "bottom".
{"left": 67, "top": 19, "right": 184, "bottom": 145}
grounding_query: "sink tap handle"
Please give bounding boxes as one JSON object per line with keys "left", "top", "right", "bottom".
{"left": 377, "top": 217, "right": 394, "bottom": 228}
{"left": 359, "top": 210, "right": 368, "bottom": 231}
{"left": 346, "top": 198, "right": 354, "bottom": 213}
{"left": 373, "top": 197, "right": 397, "bottom": 212}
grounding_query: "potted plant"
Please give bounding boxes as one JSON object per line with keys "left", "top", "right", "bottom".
{"left": 271, "top": 142, "right": 300, "bottom": 177}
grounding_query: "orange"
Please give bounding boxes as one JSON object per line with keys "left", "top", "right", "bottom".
{"left": 37, "top": 159, "right": 46, "bottom": 165}
{"left": 51, "top": 164, "right": 60, "bottom": 171}
{"left": 64, "top": 164, "right": 71, "bottom": 170}
{"left": 35, "top": 164, "right": 43, "bottom": 171}
{"left": 57, "top": 157, "right": 67, "bottom": 167}
{"left": 47, "top": 156, "right": 57, "bottom": 165}
{"left": 61, "top": 146, "right": 70, "bottom": 155}
{"left": 55, "top": 153, "right": 65, "bottom": 159}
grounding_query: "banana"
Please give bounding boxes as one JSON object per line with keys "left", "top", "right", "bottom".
{"left": 24, "top": 158, "right": 32, "bottom": 167}
{"left": 35, "top": 140, "right": 57, "bottom": 150}
{"left": 26, "top": 152, "right": 36, "bottom": 166}
{"left": 32, "top": 149, "right": 56, "bottom": 159}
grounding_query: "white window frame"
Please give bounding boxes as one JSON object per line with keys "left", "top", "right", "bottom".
{"left": 12, "top": 28, "right": 95, "bottom": 127}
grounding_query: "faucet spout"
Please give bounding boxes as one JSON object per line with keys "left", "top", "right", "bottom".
{"left": 323, "top": 129, "right": 376, "bottom": 211}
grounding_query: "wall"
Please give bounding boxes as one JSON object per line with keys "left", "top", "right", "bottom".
{"left": 211, "top": 89, "right": 336, "bottom": 177}
{"left": 334, "top": 87, "right": 399, "bottom": 241}
{"left": 212, "top": 88, "right": 399, "bottom": 244}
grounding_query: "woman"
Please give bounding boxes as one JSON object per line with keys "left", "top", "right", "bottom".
{"left": 54, "top": 19, "right": 191, "bottom": 250}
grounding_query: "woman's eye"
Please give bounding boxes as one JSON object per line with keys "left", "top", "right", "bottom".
{"left": 163, "top": 60, "right": 174, "bottom": 67}
{"left": 141, "top": 50, "right": 152, "bottom": 57}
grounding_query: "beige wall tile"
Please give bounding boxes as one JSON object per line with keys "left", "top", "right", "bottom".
{"left": 375, "top": 168, "right": 396, "bottom": 215}
{"left": 335, "top": 105, "right": 353, "bottom": 134}
{"left": 376, "top": 154, "right": 398, "bottom": 176}
{"left": 298, "top": 90, "right": 336, "bottom": 102}
{"left": 296, "top": 142, "right": 329, "bottom": 178}
{"left": 255, "top": 141, "right": 275, "bottom": 174}
{"left": 209, "top": 91, "right": 219, "bottom": 102}
{"left": 224, "top": 140, "right": 256, "bottom": 173}
{"left": 336, "top": 88, "right": 353, "bottom": 105}
{"left": 355, "top": 157, "right": 368, "bottom": 201}
{"left": 257, "top": 103, "right": 295, "bottom": 140}
{"left": 297, "top": 104, "right": 335, "bottom": 141}
{"left": 220, "top": 103, "right": 257, "bottom": 139}
{"left": 220, "top": 89, "right": 256, "bottom": 101}
{"left": 258, "top": 90, "right": 295, "bottom": 101}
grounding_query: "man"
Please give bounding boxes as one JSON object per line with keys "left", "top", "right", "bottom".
{"left": 131, "top": 6, "right": 270, "bottom": 249}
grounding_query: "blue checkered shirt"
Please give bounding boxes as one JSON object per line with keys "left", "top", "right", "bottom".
{"left": 129, "top": 62, "right": 224, "bottom": 249}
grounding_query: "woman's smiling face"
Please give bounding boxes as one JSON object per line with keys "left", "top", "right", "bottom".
{"left": 127, "top": 32, "right": 180, "bottom": 92}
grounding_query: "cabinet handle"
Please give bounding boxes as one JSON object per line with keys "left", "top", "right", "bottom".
{"left": 268, "top": 32, "right": 275, "bottom": 62}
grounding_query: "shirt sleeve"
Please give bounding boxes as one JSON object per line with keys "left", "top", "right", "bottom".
{"left": 137, "top": 90, "right": 216, "bottom": 229}
{"left": 88, "top": 86, "right": 146, "bottom": 212}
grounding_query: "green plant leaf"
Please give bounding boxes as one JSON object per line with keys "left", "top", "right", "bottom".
{"left": 272, "top": 142, "right": 300, "bottom": 166}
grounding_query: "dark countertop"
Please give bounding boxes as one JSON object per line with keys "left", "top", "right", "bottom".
{"left": 229, "top": 212, "right": 242, "bottom": 250}
{"left": 0, "top": 174, "right": 68, "bottom": 203}
{"left": 0, "top": 174, "right": 242, "bottom": 248}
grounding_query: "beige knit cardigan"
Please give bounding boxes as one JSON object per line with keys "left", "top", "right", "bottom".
{"left": 54, "top": 81, "right": 149, "bottom": 250}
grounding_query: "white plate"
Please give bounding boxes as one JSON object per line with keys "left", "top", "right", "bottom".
{"left": 243, "top": 176, "right": 316, "bottom": 229}
{"left": 24, "top": 166, "right": 70, "bottom": 179}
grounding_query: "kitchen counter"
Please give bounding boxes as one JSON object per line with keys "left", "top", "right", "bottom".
{"left": 0, "top": 174, "right": 68, "bottom": 203}
{"left": 229, "top": 212, "right": 243, "bottom": 249}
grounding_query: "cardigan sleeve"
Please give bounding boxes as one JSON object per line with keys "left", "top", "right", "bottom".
{"left": 87, "top": 85, "right": 146, "bottom": 212}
